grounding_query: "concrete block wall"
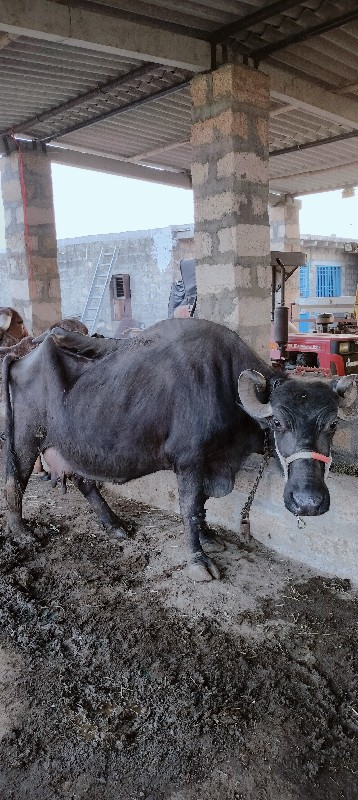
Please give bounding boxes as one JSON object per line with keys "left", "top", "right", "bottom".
{"left": 331, "top": 413, "right": 358, "bottom": 467}
{"left": 57, "top": 225, "right": 194, "bottom": 332}
{"left": 111, "top": 459, "right": 358, "bottom": 584}
{"left": 343, "top": 256, "right": 358, "bottom": 295}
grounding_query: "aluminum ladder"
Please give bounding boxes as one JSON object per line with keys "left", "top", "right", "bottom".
{"left": 81, "top": 245, "right": 117, "bottom": 334}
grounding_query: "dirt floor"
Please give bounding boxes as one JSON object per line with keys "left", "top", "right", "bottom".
{"left": 0, "top": 465, "right": 357, "bottom": 800}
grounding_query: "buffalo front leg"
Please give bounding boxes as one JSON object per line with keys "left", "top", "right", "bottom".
{"left": 176, "top": 468, "right": 220, "bottom": 581}
{"left": 71, "top": 477, "right": 128, "bottom": 540}
{"left": 197, "top": 507, "right": 225, "bottom": 554}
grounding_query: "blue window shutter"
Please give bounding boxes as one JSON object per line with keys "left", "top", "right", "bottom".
{"left": 299, "top": 263, "right": 310, "bottom": 298}
{"left": 316, "top": 265, "right": 341, "bottom": 297}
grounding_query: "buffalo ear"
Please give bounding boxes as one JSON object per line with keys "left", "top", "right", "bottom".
{"left": 331, "top": 376, "right": 358, "bottom": 419}
{"left": 238, "top": 369, "right": 273, "bottom": 420}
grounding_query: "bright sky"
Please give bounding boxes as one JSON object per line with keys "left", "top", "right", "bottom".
{"left": 298, "top": 188, "right": 358, "bottom": 239}
{"left": 0, "top": 163, "right": 357, "bottom": 246}
{"left": 52, "top": 164, "right": 194, "bottom": 238}
{"left": 52, "top": 165, "right": 358, "bottom": 241}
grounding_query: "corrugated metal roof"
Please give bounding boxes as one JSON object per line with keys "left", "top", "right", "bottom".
{"left": 1, "top": 1, "right": 358, "bottom": 194}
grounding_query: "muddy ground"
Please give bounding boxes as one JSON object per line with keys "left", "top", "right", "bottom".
{"left": 0, "top": 467, "right": 357, "bottom": 800}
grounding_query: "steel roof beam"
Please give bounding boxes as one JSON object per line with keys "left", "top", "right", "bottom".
{"left": 271, "top": 130, "right": 358, "bottom": 158}
{"left": 0, "top": 0, "right": 210, "bottom": 71}
{"left": 251, "top": 7, "right": 358, "bottom": 63}
{"left": 48, "top": 145, "right": 192, "bottom": 188}
{"left": 270, "top": 160, "right": 358, "bottom": 195}
{"left": 54, "top": 0, "right": 211, "bottom": 43}
{"left": 210, "top": 0, "right": 301, "bottom": 45}
{"left": 0, "top": 63, "right": 164, "bottom": 139}
{"left": 265, "top": 65, "right": 358, "bottom": 130}
{"left": 36, "top": 81, "right": 191, "bottom": 142}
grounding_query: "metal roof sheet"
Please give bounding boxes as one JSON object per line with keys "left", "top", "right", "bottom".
{"left": 1, "top": 1, "right": 358, "bottom": 194}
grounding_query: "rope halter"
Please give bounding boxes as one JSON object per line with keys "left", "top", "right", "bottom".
{"left": 274, "top": 433, "right": 332, "bottom": 482}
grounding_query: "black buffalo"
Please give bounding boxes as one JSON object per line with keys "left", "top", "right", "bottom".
{"left": 2, "top": 318, "right": 355, "bottom": 580}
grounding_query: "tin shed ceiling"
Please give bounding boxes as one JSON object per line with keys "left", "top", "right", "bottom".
{"left": 1, "top": 1, "right": 358, "bottom": 195}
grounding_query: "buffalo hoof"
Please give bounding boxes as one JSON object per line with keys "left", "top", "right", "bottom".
{"left": 106, "top": 524, "right": 128, "bottom": 540}
{"left": 199, "top": 531, "right": 225, "bottom": 553}
{"left": 5, "top": 521, "right": 34, "bottom": 548}
{"left": 5, "top": 511, "right": 34, "bottom": 547}
{"left": 188, "top": 553, "right": 221, "bottom": 582}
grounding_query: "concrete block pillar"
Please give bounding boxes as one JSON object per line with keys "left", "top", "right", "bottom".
{"left": 190, "top": 62, "right": 271, "bottom": 358}
{"left": 269, "top": 194, "right": 302, "bottom": 320}
{"left": 0, "top": 140, "right": 61, "bottom": 335}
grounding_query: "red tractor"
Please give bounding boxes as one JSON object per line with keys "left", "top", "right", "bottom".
{"left": 270, "top": 328, "right": 358, "bottom": 377}
{"left": 270, "top": 258, "right": 358, "bottom": 378}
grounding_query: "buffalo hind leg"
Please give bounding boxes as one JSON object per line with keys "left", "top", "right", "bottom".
{"left": 176, "top": 468, "right": 220, "bottom": 581}
{"left": 5, "top": 451, "right": 38, "bottom": 546}
{"left": 71, "top": 477, "right": 128, "bottom": 540}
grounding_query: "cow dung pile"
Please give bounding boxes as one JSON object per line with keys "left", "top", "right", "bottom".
{"left": 0, "top": 466, "right": 357, "bottom": 800}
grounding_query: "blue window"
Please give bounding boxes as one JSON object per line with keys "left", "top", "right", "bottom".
{"left": 316, "top": 265, "right": 341, "bottom": 297}
{"left": 299, "top": 263, "right": 310, "bottom": 298}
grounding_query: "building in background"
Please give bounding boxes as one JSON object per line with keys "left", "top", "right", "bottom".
{"left": 297, "top": 235, "right": 358, "bottom": 331}
{"left": 0, "top": 224, "right": 194, "bottom": 335}
{"left": 0, "top": 228, "right": 357, "bottom": 335}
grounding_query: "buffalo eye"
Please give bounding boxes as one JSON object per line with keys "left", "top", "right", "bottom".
{"left": 329, "top": 420, "right": 338, "bottom": 432}
{"left": 273, "top": 418, "right": 282, "bottom": 430}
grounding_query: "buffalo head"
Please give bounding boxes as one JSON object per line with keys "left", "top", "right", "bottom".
{"left": 0, "top": 307, "right": 29, "bottom": 345}
{"left": 238, "top": 370, "right": 356, "bottom": 517}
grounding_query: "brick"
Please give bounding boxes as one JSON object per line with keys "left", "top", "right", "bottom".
{"left": 15, "top": 205, "right": 25, "bottom": 225}
{"left": 48, "top": 278, "right": 61, "bottom": 300}
{"left": 212, "top": 63, "right": 270, "bottom": 109}
{"left": 212, "top": 66, "right": 233, "bottom": 101}
{"left": 190, "top": 73, "right": 209, "bottom": 108}
{"left": 9, "top": 277, "right": 31, "bottom": 304}
{"left": 256, "top": 116, "right": 269, "bottom": 148}
{"left": 252, "top": 195, "right": 267, "bottom": 217}
{"left": 214, "top": 109, "right": 249, "bottom": 140}
{"left": 5, "top": 232, "right": 26, "bottom": 255}
{"left": 196, "top": 262, "right": 237, "bottom": 293}
{"left": 195, "top": 190, "right": 242, "bottom": 223}
{"left": 191, "top": 120, "right": 214, "bottom": 146}
{"left": 218, "top": 224, "right": 270, "bottom": 257}
{"left": 238, "top": 152, "right": 268, "bottom": 183}
{"left": 257, "top": 264, "right": 272, "bottom": 289}
{"left": 31, "top": 255, "right": 58, "bottom": 277}
{"left": 25, "top": 205, "right": 56, "bottom": 226}
{"left": 4, "top": 207, "right": 13, "bottom": 227}
{"left": 1, "top": 177, "right": 22, "bottom": 203}
{"left": 194, "top": 231, "right": 213, "bottom": 259}
{"left": 191, "top": 161, "right": 209, "bottom": 187}
{"left": 235, "top": 295, "right": 272, "bottom": 328}
{"left": 232, "top": 66, "right": 270, "bottom": 109}
{"left": 196, "top": 262, "right": 252, "bottom": 291}
{"left": 217, "top": 151, "right": 268, "bottom": 183}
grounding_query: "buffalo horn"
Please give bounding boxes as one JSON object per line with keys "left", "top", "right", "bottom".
{"left": 238, "top": 370, "right": 273, "bottom": 419}
{"left": 0, "top": 311, "right": 12, "bottom": 332}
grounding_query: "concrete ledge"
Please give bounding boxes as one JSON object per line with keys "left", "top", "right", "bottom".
{"left": 110, "top": 457, "right": 358, "bottom": 584}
